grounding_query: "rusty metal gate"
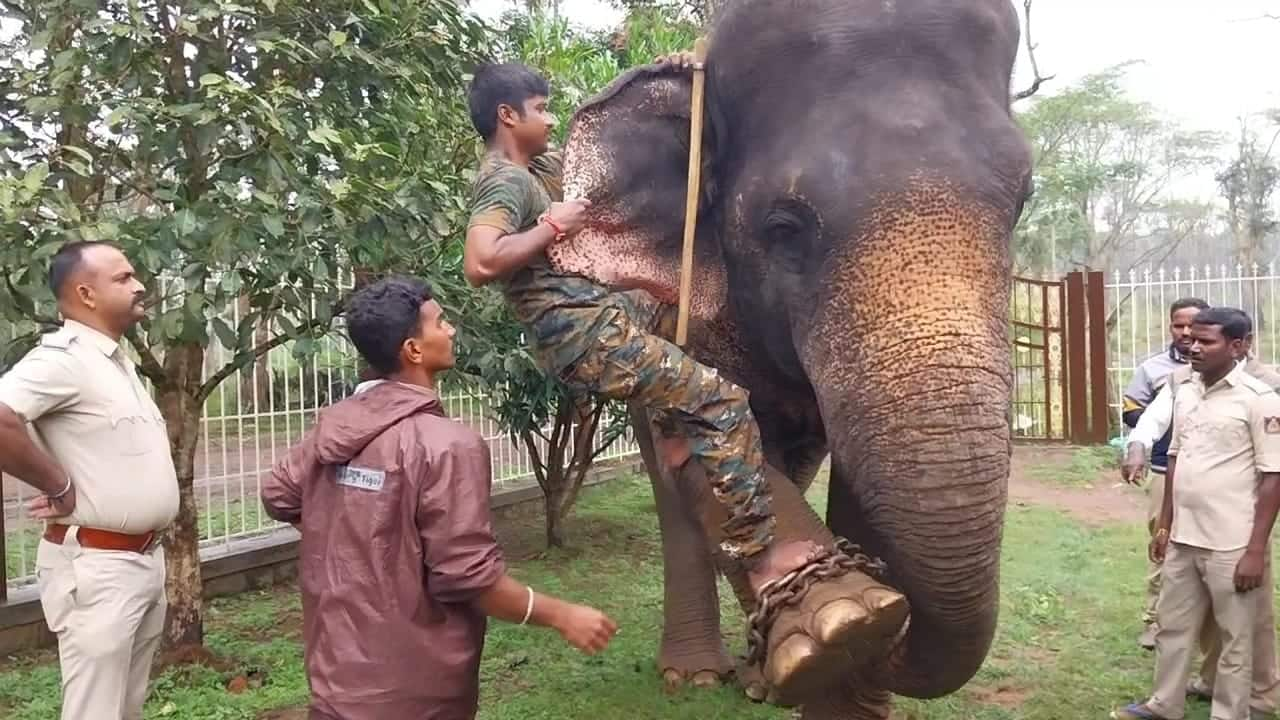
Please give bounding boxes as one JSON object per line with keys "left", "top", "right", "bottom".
{"left": 1010, "top": 271, "right": 1108, "bottom": 444}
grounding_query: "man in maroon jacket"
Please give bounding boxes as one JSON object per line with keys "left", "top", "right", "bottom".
{"left": 262, "top": 276, "right": 617, "bottom": 720}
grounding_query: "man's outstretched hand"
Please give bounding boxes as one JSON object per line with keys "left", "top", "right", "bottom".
{"left": 1120, "top": 443, "right": 1147, "bottom": 485}
{"left": 553, "top": 603, "right": 618, "bottom": 655}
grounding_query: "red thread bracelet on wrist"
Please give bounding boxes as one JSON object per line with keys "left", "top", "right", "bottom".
{"left": 539, "top": 213, "right": 564, "bottom": 236}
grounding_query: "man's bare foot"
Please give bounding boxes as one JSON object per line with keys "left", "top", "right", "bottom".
{"left": 746, "top": 540, "right": 823, "bottom": 594}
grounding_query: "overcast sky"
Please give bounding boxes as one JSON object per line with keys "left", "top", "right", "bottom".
{"left": 470, "top": 0, "right": 1280, "bottom": 201}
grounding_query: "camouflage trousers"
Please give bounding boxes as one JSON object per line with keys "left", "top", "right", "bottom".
{"left": 530, "top": 290, "right": 775, "bottom": 561}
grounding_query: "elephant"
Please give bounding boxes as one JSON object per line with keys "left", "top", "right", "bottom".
{"left": 549, "top": 0, "right": 1033, "bottom": 717}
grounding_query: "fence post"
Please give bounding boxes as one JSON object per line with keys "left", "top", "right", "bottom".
{"left": 1065, "top": 272, "right": 1088, "bottom": 443}
{"left": 1086, "top": 271, "right": 1109, "bottom": 444}
{"left": 0, "top": 495, "right": 7, "bottom": 602}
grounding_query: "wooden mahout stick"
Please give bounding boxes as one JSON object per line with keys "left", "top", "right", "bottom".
{"left": 676, "top": 36, "right": 709, "bottom": 348}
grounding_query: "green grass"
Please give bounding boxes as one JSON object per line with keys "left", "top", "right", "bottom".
{"left": 1028, "top": 445, "right": 1121, "bottom": 487}
{"left": 0, "top": 471, "right": 1240, "bottom": 720}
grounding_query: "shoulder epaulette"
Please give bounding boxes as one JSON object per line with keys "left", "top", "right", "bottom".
{"left": 1240, "top": 372, "right": 1275, "bottom": 395}
{"left": 1246, "top": 360, "right": 1280, "bottom": 391}
{"left": 38, "top": 327, "right": 76, "bottom": 351}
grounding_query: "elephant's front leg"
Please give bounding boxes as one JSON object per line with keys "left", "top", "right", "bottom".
{"left": 793, "top": 466, "right": 897, "bottom": 720}
{"left": 629, "top": 403, "right": 733, "bottom": 690}
{"left": 702, "top": 456, "right": 905, "bottom": 709}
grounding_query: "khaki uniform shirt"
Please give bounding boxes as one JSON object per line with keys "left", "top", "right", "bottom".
{"left": 1168, "top": 364, "right": 1280, "bottom": 551}
{"left": 0, "top": 320, "right": 179, "bottom": 533}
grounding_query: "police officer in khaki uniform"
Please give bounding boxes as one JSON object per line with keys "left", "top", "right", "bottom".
{"left": 0, "top": 241, "right": 178, "bottom": 720}
{"left": 1114, "top": 307, "right": 1280, "bottom": 720}
{"left": 1124, "top": 347, "right": 1280, "bottom": 717}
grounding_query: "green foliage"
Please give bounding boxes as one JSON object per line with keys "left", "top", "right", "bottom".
{"left": 0, "top": 0, "right": 492, "bottom": 644}
{"left": 0, "top": 0, "right": 490, "bottom": 366}
{"left": 1216, "top": 121, "right": 1280, "bottom": 261}
{"left": 1014, "top": 64, "right": 1222, "bottom": 275}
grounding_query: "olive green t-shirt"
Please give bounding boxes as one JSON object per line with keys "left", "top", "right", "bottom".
{"left": 467, "top": 150, "right": 616, "bottom": 372}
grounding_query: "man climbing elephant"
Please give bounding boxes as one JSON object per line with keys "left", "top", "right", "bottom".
{"left": 461, "top": 56, "right": 908, "bottom": 702}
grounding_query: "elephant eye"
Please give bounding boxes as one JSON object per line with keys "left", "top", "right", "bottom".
{"left": 765, "top": 208, "right": 803, "bottom": 236}
{"left": 763, "top": 201, "right": 816, "bottom": 244}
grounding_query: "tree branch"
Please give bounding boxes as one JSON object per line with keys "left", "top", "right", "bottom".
{"left": 196, "top": 314, "right": 336, "bottom": 402}
{"left": 520, "top": 428, "right": 550, "bottom": 496}
{"left": 1012, "top": 0, "right": 1055, "bottom": 101}
{"left": 2, "top": 274, "right": 59, "bottom": 326}
{"left": 125, "top": 328, "right": 168, "bottom": 388}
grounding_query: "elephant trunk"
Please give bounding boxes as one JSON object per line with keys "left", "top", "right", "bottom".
{"left": 824, "top": 366, "right": 1010, "bottom": 698}
{"left": 846, "top": 417, "right": 1008, "bottom": 698}
{"left": 801, "top": 182, "right": 1012, "bottom": 698}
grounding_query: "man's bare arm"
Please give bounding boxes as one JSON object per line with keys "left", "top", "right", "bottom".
{"left": 1150, "top": 455, "right": 1176, "bottom": 563}
{"left": 0, "top": 403, "right": 69, "bottom": 496}
{"left": 474, "top": 575, "right": 617, "bottom": 655}
{"left": 464, "top": 199, "right": 592, "bottom": 287}
{"left": 1236, "top": 471, "right": 1280, "bottom": 591}
{"left": 463, "top": 223, "right": 559, "bottom": 287}
{"left": 1248, "top": 471, "right": 1280, "bottom": 554}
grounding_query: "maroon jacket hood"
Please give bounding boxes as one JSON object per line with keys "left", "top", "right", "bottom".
{"left": 313, "top": 380, "right": 443, "bottom": 466}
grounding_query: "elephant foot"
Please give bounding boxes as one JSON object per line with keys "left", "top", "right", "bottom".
{"left": 798, "top": 682, "right": 893, "bottom": 720}
{"left": 661, "top": 668, "right": 723, "bottom": 692}
{"left": 735, "top": 657, "right": 770, "bottom": 702}
{"left": 747, "top": 544, "right": 908, "bottom": 707}
{"left": 658, "top": 644, "right": 733, "bottom": 693}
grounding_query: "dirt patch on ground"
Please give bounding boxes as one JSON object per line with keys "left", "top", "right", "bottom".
{"left": 153, "top": 644, "right": 238, "bottom": 675}
{"left": 1008, "top": 445, "right": 1147, "bottom": 527}
{"left": 965, "top": 682, "right": 1032, "bottom": 709}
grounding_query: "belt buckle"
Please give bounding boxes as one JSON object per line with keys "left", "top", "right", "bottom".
{"left": 139, "top": 531, "right": 158, "bottom": 554}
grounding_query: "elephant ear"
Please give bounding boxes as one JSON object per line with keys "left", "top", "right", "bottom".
{"left": 551, "top": 65, "right": 727, "bottom": 320}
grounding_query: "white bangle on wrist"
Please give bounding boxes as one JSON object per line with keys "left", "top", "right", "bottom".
{"left": 49, "top": 477, "right": 73, "bottom": 500}
{"left": 520, "top": 586, "right": 535, "bottom": 626}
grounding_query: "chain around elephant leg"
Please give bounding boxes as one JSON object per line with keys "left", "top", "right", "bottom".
{"left": 742, "top": 538, "right": 908, "bottom": 707}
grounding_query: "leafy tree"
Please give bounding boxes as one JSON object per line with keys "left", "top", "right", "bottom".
{"left": 1216, "top": 114, "right": 1280, "bottom": 269}
{"left": 1014, "top": 65, "right": 1221, "bottom": 276}
{"left": 0, "top": 0, "right": 487, "bottom": 648}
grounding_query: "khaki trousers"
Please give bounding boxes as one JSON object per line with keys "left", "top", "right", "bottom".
{"left": 1148, "top": 543, "right": 1256, "bottom": 720}
{"left": 1197, "top": 549, "right": 1280, "bottom": 714}
{"left": 35, "top": 535, "right": 167, "bottom": 720}
{"left": 1148, "top": 472, "right": 1280, "bottom": 712}
{"left": 1144, "top": 471, "right": 1166, "bottom": 626}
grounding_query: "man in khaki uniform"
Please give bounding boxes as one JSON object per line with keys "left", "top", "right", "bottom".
{"left": 1114, "top": 307, "right": 1280, "bottom": 720}
{"left": 1123, "top": 343, "right": 1280, "bottom": 717}
{"left": 0, "top": 241, "right": 178, "bottom": 720}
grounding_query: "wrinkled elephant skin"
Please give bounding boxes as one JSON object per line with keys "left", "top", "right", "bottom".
{"left": 552, "top": 0, "right": 1032, "bottom": 717}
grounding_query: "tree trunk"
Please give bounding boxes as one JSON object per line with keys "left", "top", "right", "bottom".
{"left": 154, "top": 342, "right": 207, "bottom": 649}
{"left": 544, "top": 476, "right": 569, "bottom": 548}
{"left": 541, "top": 403, "right": 600, "bottom": 549}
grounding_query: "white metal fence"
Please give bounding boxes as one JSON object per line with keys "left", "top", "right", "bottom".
{"left": 2, "top": 303, "right": 641, "bottom": 592}
{"left": 1108, "top": 263, "right": 1280, "bottom": 433}
{"left": 12, "top": 261, "right": 1265, "bottom": 592}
